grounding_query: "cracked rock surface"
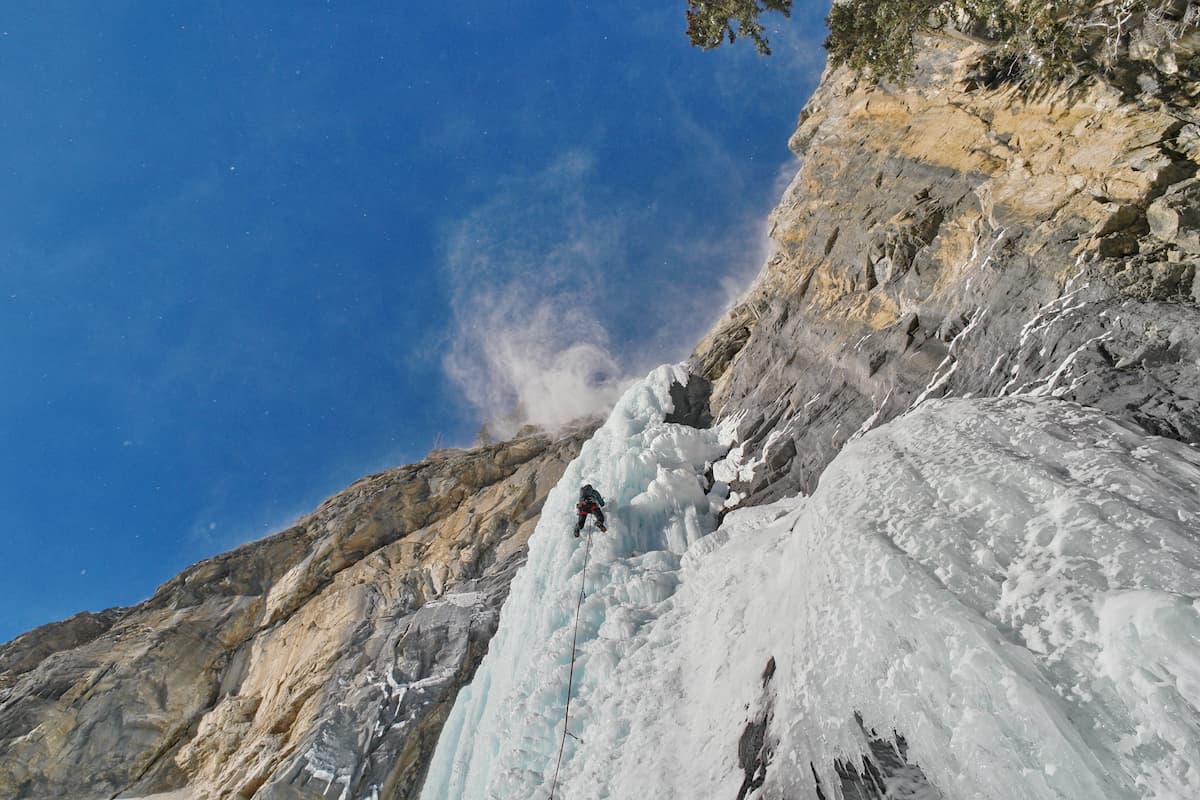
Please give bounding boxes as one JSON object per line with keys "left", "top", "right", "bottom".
{"left": 0, "top": 424, "right": 593, "bottom": 800}
{"left": 693, "top": 35, "right": 1200, "bottom": 506}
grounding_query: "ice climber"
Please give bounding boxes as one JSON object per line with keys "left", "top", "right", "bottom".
{"left": 574, "top": 483, "right": 607, "bottom": 537}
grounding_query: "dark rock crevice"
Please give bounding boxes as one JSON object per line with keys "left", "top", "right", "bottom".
{"left": 735, "top": 657, "right": 776, "bottom": 800}
{"left": 812, "top": 714, "right": 942, "bottom": 800}
{"left": 665, "top": 375, "right": 715, "bottom": 429}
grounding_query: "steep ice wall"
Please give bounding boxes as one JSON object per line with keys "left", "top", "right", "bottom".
{"left": 419, "top": 365, "right": 728, "bottom": 799}
{"left": 421, "top": 375, "right": 1200, "bottom": 800}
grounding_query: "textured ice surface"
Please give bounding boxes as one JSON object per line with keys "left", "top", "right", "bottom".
{"left": 420, "top": 365, "right": 727, "bottom": 800}
{"left": 421, "top": 370, "right": 1200, "bottom": 800}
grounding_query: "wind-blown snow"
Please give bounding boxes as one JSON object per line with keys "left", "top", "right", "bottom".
{"left": 421, "top": 366, "right": 1200, "bottom": 800}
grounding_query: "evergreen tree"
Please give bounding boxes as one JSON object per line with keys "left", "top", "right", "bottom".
{"left": 685, "top": 0, "right": 1193, "bottom": 84}
{"left": 685, "top": 0, "right": 793, "bottom": 56}
{"left": 823, "top": 0, "right": 1190, "bottom": 83}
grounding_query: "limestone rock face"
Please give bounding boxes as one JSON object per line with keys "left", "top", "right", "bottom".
{"left": 0, "top": 425, "right": 592, "bottom": 800}
{"left": 693, "top": 36, "right": 1200, "bottom": 505}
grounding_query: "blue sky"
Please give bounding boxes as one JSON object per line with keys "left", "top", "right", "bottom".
{"left": 1, "top": 1, "right": 828, "bottom": 642}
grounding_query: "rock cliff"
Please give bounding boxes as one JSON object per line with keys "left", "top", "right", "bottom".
{"left": 0, "top": 425, "right": 592, "bottom": 800}
{"left": 693, "top": 28, "right": 1200, "bottom": 507}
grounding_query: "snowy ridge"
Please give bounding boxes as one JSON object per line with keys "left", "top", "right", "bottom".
{"left": 422, "top": 365, "right": 1200, "bottom": 799}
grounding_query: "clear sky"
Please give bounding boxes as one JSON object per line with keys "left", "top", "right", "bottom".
{"left": 1, "top": 1, "right": 828, "bottom": 642}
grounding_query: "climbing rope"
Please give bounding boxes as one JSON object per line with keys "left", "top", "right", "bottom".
{"left": 549, "top": 525, "right": 594, "bottom": 799}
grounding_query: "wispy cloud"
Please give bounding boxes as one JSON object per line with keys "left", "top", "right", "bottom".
{"left": 436, "top": 5, "right": 829, "bottom": 439}
{"left": 442, "top": 153, "right": 632, "bottom": 437}
{"left": 440, "top": 151, "right": 797, "bottom": 440}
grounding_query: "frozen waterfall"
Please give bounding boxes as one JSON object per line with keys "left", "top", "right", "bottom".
{"left": 420, "top": 365, "right": 1200, "bottom": 800}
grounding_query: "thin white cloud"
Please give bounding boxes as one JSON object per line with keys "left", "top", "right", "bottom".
{"left": 442, "top": 153, "right": 632, "bottom": 438}
{"left": 437, "top": 3, "right": 826, "bottom": 439}
{"left": 633, "top": 195, "right": 784, "bottom": 365}
{"left": 439, "top": 127, "right": 806, "bottom": 437}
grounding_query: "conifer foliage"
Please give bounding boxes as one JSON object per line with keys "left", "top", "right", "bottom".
{"left": 686, "top": 0, "right": 1196, "bottom": 84}
{"left": 825, "top": 0, "right": 1195, "bottom": 82}
{"left": 685, "top": 0, "right": 793, "bottom": 56}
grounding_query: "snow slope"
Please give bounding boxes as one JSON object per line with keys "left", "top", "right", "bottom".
{"left": 421, "top": 366, "right": 1200, "bottom": 800}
